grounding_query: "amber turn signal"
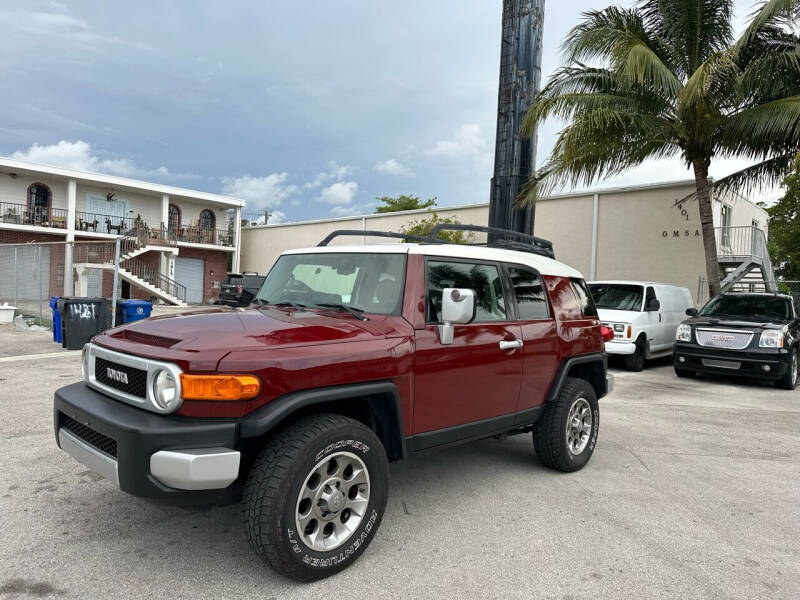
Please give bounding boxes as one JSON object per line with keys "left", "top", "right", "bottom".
{"left": 180, "top": 374, "right": 261, "bottom": 401}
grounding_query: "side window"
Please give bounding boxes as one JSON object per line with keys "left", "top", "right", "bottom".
{"left": 645, "top": 286, "right": 657, "bottom": 309}
{"left": 426, "top": 260, "right": 507, "bottom": 323}
{"left": 507, "top": 266, "right": 549, "bottom": 320}
{"left": 570, "top": 278, "right": 598, "bottom": 318}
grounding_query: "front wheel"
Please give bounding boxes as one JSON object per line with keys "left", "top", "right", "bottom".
{"left": 533, "top": 377, "right": 599, "bottom": 472}
{"left": 624, "top": 338, "right": 645, "bottom": 371}
{"left": 243, "top": 414, "right": 389, "bottom": 581}
{"left": 777, "top": 348, "right": 798, "bottom": 391}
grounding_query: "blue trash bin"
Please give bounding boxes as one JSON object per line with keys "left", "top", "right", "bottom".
{"left": 49, "top": 296, "right": 62, "bottom": 343}
{"left": 118, "top": 299, "right": 153, "bottom": 324}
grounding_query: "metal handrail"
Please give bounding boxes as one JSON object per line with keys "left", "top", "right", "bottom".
{"left": 716, "top": 225, "right": 776, "bottom": 291}
{"left": 122, "top": 257, "right": 187, "bottom": 303}
{"left": 1, "top": 201, "right": 69, "bottom": 229}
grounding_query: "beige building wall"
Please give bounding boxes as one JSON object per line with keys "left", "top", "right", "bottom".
{"left": 241, "top": 180, "right": 769, "bottom": 303}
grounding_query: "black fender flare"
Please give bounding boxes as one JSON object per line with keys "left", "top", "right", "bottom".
{"left": 546, "top": 352, "right": 609, "bottom": 402}
{"left": 238, "top": 381, "right": 407, "bottom": 460}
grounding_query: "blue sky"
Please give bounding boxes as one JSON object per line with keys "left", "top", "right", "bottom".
{"left": 0, "top": 1, "right": 768, "bottom": 223}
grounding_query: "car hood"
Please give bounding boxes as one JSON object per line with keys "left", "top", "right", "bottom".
{"left": 596, "top": 308, "right": 640, "bottom": 322}
{"left": 683, "top": 316, "right": 787, "bottom": 331}
{"left": 98, "top": 306, "right": 409, "bottom": 354}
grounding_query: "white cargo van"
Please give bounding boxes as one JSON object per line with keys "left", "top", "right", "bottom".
{"left": 588, "top": 281, "right": 695, "bottom": 371}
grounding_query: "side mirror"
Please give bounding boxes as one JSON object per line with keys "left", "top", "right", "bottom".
{"left": 646, "top": 298, "right": 661, "bottom": 311}
{"left": 438, "top": 288, "right": 475, "bottom": 345}
{"left": 686, "top": 307, "right": 699, "bottom": 317}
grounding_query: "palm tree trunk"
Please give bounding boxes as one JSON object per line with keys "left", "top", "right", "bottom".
{"left": 692, "top": 158, "right": 721, "bottom": 298}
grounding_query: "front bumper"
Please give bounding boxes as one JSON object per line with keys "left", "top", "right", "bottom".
{"left": 604, "top": 340, "right": 637, "bottom": 356}
{"left": 673, "top": 343, "right": 790, "bottom": 381}
{"left": 54, "top": 382, "right": 242, "bottom": 505}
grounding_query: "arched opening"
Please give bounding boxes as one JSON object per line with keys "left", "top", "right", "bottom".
{"left": 199, "top": 209, "right": 215, "bottom": 230}
{"left": 27, "top": 183, "right": 51, "bottom": 225}
{"left": 168, "top": 204, "right": 181, "bottom": 234}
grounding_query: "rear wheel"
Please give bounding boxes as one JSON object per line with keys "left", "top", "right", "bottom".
{"left": 777, "top": 348, "right": 798, "bottom": 391}
{"left": 624, "top": 338, "right": 645, "bottom": 371}
{"left": 243, "top": 413, "right": 389, "bottom": 581}
{"left": 533, "top": 377, "right": 599, "bottom": 472}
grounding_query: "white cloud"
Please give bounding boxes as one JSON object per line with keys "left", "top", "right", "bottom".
{"left": 425, "top": 123, "right": 489, "bottom": 159}
{"left": 304, "top": 161, "right": 352, "bottom": 189}
{"left": 319, "top": 181, "right": 358, "bottom": 205}
{"left": 0, "top": 4, "right": 148, "bottom": 50}
{"left": 221, "top": 173, "right": 298, "bottom": 206}
{"left": 374, "top": 158, "right": 414, "bottom": 177}
{"left": 330, "top": 205, "right": 362, "bottom": 217}
{"left": 10, "top": 140, "right": 191, "bottom": 180}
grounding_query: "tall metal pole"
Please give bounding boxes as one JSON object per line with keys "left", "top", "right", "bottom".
{"left": 488, "top": 0, "right": 545, "bottom": 236}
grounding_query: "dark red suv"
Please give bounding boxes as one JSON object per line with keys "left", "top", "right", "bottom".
{"left": 54, "top": 228, "right": 613, "bottom": 581}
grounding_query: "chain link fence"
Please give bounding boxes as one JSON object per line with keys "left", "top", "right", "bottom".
{"left": 0, "top": 233, "right": 119, "bottom": 330}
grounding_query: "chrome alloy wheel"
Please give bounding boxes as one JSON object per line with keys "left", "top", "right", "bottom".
{"left": 565, "top": 397, "right": 593, "bottom": 456}
{"left": 295, "top": 451, "right": 370, "bottom": 552}
{"left": 792, "top": 351, "right": 798, "bottom": 386}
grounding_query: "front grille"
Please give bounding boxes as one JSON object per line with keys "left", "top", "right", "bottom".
{"left": 95, "top": 356, "right": 147, "bottom": 398}
{"left": 696, "top": 329, "right": 754, "bottom": 350}
{"left": 60, "top": 414, "right": 118, "bottom": 458}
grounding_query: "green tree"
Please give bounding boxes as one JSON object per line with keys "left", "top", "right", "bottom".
{"left": 768, "top": 153, "right": 800, "bottom": 280}
{"left": 375, "top": 195, "right": 437, "bottom": 213}
{"left": 522, "top": 0, "right": 800, "bottom": 297}
{"left": 400, "top": 212, "right": 473, "bottom": 244}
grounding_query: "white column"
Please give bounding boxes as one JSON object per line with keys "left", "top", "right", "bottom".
{"left": 161, "top": 194, "right": 169, "bottom": 228}
{"left": 64, "top": 179, "right": 77, "bottom": 295}
{"left": 232, "top": 206, "right": 242, "bottom": 273}
{"left": 590, "top": 193, "right": 599, "bottom": 280}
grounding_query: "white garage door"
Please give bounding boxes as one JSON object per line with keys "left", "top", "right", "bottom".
{"left": 0, "top": 245, "right": 51, "bottom": 301}
{"left": 174, "top": 257, "right": 204, "bottom": 303}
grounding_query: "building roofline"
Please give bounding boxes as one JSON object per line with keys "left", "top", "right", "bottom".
{"left": 0, "top": 156, "right": 246, "bottom": 207}
{"left": 245, "top": 179, "right": 704, "bottom": 230}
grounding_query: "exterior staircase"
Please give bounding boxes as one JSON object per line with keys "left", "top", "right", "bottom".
{"left": 74, "top": 227, "right": 188, "bottom": 306}
{"left": 716, "top": 226, "right": 776, "bottom": 293}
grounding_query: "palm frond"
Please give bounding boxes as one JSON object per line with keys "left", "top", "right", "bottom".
{"left": 724, "top": 96, "right": 800, "bottom": 149}
{"left": 712, "top": 152, "right": 798, "bottom": 197}
{"left": 734, "top": 0, "right": 800, "bottom": 56}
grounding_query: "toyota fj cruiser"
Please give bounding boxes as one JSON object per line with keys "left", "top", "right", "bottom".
{"left": 54, "top": 225, "right": 614, "bottom": 581}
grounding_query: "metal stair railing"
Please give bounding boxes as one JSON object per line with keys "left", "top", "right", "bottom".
{"left": 121, "top": 257, "right": 187, "bottom": 304}
{"left": 716, "top": 226, "right": 776, "bottom": 292}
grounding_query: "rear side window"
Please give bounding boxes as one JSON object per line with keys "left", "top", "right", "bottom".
{"left": 426, "top": 260, "right": 506, "bottom": 323}
{"left": 507, "top": 266, "right": 549, "bottom": 320}
{"left": 571, "top": 278, "right": 598, "bottom": 318}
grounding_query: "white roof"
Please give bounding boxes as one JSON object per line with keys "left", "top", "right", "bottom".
{"left": 589, "top": 280, "right": 683, "bottom": 288}
{"left": 0, "top": 156, "right": 246, "bottom": 208}
{"left": 282, "top": 243, "right": 583, "bottom": 279}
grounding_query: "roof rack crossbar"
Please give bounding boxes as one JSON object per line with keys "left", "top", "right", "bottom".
{"left": 425, "top": 224, "right": 554, "bottom": 257}
{"left": 317, "top": 230, "right": 426, "bottom": 246}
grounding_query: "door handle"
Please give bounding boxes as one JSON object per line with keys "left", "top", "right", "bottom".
{"left": 499, "top": 339, "right": 523, "bottom": 351}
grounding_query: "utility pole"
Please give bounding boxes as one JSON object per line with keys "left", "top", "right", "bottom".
{"left": 488, "top": 0, "right": 545, "bottom": 236}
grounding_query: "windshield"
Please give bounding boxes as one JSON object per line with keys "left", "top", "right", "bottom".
{"left": 588, "top": 284, "right": 644, "bottom": 311}
{"left": 699, "top": 295, "right": 793, "bottom": 321}
{"left": 256, "top": 252, "right": 407, "bottom": 315}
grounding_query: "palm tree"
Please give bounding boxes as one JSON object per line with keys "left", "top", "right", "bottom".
{"left": 522, "top": 0, "right": 800, "bottom": 296}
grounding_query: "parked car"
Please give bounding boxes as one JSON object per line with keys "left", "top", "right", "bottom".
{"left": 673, "top": 292, "right": 799, "bottom": 390}
{"left": 588, "top": 281, "right": 694, "bottom": 371}
{"left": 53, "top": 226, "right": 613, "bottom": 581}
{"left": 219, "top": 272, "right": 265, "bottom": 306}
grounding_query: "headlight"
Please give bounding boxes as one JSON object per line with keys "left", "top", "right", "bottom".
{"left": 613, "top": 323, "right": 625, "bottom": 332}
{"left": 152, "top": 369, "right": 180, "bottom": 411}
{"left": 81, "top": 346, "right": 89, "bottom": 381}
{"left": 759, "top": 330, "right": 784, "bottom": 348}
{"left": 676, "top": 324, "right": 692, "bottom": 342}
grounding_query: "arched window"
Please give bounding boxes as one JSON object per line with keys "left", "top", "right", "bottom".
{"left": 199, "top": 209, "right": 215, "bottom": 230}
{"left": 27, "top": 183, "right": 51, "bottom": 225}
{"left": 168, "top": 204, "right": 181, "bottom": 233}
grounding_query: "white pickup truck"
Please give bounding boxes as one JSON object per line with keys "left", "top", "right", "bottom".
{"left": 588, "top": 281, "right": 695, "bottom": 371}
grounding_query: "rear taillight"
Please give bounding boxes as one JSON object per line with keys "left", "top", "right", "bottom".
{"left": 600, "top": 325, "right": 615, "bottom": 343}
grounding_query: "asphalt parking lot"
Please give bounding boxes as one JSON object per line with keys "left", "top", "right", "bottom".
{"left": 1, "top": 325, "right": 798, "bottom": 599}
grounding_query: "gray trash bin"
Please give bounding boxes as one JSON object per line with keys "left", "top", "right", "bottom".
{"left": 58, "top": 297, "right": 111, "bottom": 350}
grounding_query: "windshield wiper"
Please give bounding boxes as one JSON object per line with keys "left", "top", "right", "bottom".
{"left": 253, "top": 299, "right": 307, "bottom": 310}
{"left": 314, "top": 303, "right": 368, "bottom": 320}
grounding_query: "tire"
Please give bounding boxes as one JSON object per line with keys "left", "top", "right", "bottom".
{"left": 776, "top": 347, "right": 798, "bottom": 391}
{"left": 674, "top": 366, "right": 695, "bottom": 378}
{"left": 533, "top": 377, "right": 599, "bottom": 473}
{"left": 243, "top": 413, "right": 389, "bottom": 582}
{"left": 624, "top": 337, "right": 645, "bottom": 371}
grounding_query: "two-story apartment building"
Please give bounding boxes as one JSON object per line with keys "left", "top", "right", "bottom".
{"left": 0, "top": 157, "right": 245, "bottom": 305}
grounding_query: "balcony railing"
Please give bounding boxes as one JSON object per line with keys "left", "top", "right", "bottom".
{"left": 1, "top": 201, "right": 69, "bottom": 229}
{"left": 1, "top": 201, "right": 233, "bottom": 248}
{"left": 715, "top": 225, "right": 767, "bottom": 259}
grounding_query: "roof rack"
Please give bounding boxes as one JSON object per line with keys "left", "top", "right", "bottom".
{"left": 316, "top": 225, "right": 555, "bottom": 259}
{"left": 425, "top": 224, "right": 555, "bottom": 258}
{"left": 318, "top": 230, "right": 426, "bottom": 246}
